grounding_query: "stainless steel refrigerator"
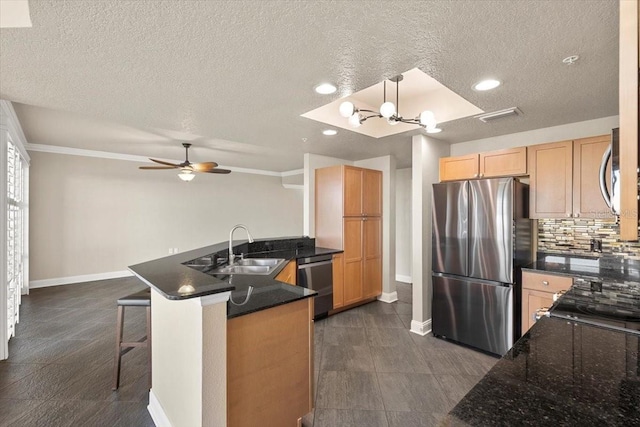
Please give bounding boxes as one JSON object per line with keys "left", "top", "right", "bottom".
{"left": 431, "top": 178, "right": 532, "bottom": 356}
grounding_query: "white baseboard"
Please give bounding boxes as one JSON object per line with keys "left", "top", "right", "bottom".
{"left": 29, "top": 270, "right": 134, "bottom": 289}
{"left": 148, "top": 389, "right": 172, "bottom": 427}
{"left": 395, "top": 274, "right": 412, "bottom": 284}
{"left": 377, "top": 291, "right": 398, "bottom": 303}
{"left": 410, "top": 319, "right": 432, "bottom": 336}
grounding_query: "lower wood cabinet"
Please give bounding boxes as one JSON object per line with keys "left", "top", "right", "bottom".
{"left": 521, "top": 271, "right": 573, "bottom": 335}
{"left": 275, "top": 259, "right": 297, "bottom": 285}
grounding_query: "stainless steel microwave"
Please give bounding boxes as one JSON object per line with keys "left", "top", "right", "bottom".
{"left": 599, "top": 128, "right": 620, "bottom": 216}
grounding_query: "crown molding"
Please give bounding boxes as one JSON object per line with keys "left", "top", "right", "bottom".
{"left": 24, "top": 142, "right": 302, "bottom": 177}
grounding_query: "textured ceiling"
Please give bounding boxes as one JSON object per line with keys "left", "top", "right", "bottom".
{"left": 0, "top": 0, "right": 618, "bottom": 171}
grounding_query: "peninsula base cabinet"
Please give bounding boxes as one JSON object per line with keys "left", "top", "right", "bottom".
{"left": 315, "top": 165, "right": 383, "bottom": 310}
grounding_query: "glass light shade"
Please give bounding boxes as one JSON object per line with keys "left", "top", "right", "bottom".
{"left": 419, "top": 110, "right": 436, "bottom": 129}
{"left": 379, "top": 101, "right": 396, "bottom": 118}
{"left": 426, "top": 127, "right": 442, "bottom": 134}
{"left": 387, "top": 117, "right": 399, "bottom": 126}
{"left": 348, "top": 113, "right": 362, "bottom": 128}
{"left": 178, "top": 170, "right": 195, "bottom": 181}
{"left": 339, "top": 101, "right": 356, "bottom": 118}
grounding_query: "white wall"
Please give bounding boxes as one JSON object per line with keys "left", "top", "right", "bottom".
{"left": 411, "top": 134, "right": 450, "bottom": 336}
{"left": 354, "top": 155, "right": 397, "bottom": 301}
{"left": 450, "top": 115, "right": 619, "bottom": 155}
{"left": 395, "top": 168, "right": 412, "bottom": 282}
{"left": 29, "top": 151, "right": 303, "bottom": 282}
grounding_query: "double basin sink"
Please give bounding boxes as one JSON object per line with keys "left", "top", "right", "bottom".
{"left": 213, "top": 258, "right": 286, "bottom": 275}
{"left": 184, "top": 256, "right": 286, "bottom": 276}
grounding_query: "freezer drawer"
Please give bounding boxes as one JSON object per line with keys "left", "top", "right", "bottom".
{"left": 432, "top": 273, "right": 513, "bottom": 355}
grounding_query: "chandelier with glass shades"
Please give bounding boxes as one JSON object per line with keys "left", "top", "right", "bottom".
{"left": 339, "top": 75, "right": 438, "bottom": 131}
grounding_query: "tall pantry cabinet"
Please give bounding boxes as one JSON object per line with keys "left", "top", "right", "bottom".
{"left": 315, "top": 165, "right": 382, "bottom": 309}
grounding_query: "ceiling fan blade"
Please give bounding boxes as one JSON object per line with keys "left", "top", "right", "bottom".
{"left": 149, "top": 158, "right": 181, "bottom": 167}
{"left": 190, "top": 161, "right": 219, "bottom": 172}
{"left": 139, "top": 166, "right": 178, "bottom": 170}
{"left": 203, "top": 168, "right": 232, "bottom": 174}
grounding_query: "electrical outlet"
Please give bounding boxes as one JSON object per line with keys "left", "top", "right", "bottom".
{"left": 168, "top": 248, "right": 174, "bottom": 254}
{"left": 174, "top": 247, "right": 179, "bottom": 253}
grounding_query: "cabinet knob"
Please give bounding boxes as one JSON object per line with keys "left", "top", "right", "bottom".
{"left": 574, "top": 213, "right": 580, "bottom": 218}
{"left": 474, "top": 173, "right": 479, "bottom": 178}
{"left": 479, "top": 173, "right": 484, "bottom": 178}
{"left": 542, "top": 280, "right": 549, "bottom": 286}
{"left": 567, "top": 213, "right": 573, "bottom": 218}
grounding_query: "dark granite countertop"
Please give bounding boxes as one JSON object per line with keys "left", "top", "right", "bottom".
{"left": 447, "top": 317, "right": 640, "bottom": 426}
{"left": 524, "top": 254, "right": 640, "bottom": 284}
{"left": 128, "top": 236, "right": 342, "bottom": 318}
{"left": 447, "top": 254, "right": 640, "bottom": 425}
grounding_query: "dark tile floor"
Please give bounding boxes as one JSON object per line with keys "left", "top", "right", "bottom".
{"left": 304, "top": 282, "right": 498, "bottom": 427}
{"left": 1, "top": 278, "right": 497, "bottom": 427}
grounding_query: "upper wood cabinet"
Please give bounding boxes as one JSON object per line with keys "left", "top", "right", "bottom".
{"left": 439, "top": 147, "right": 527, "bottom": 181}
{"left": 439, "top": 154, "right": 479, "bottom": 181}
{"left": 619, "top": 0, "right": 639, "bottom": 241}
{"left": 529, "top": 136, "right": 613, "bottom": 219}
{"left": 479, "top": 147, "right": 527, "bottom": 178}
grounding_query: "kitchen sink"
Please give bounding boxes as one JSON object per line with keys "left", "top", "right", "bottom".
{"left": 212, "top": 258, "right": 285, "bottom": 275}
{"left": 236, "top": 258, "right": 284, "bottom": 267}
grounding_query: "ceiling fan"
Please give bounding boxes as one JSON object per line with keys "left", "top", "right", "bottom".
{"left": 139, "top": 143, "right": 231, "bottom": 181}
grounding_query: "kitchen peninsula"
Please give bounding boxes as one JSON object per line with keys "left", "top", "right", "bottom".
{"left": 129, "top": 237, "right": 340, "bottom": 427}
{"left": 445, "top": 255, "right": 640, "bottom": 425}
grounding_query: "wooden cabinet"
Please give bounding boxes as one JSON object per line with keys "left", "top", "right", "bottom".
{"left": 439, "top": 154, "right": 479, "bottom": 181}
{"left": 362, "top": 217, "right": 382, "bottom": 299}
{"left": 619, "top": 0, "right": 639, "bottom": 241}
{"left": 227, "top": 298, "right": 313, "bottom": 427}
{"left": 439, "top": 147, "right": 527, "bottom": 182}
{"left": 275, "top": 259, "right": 297, "bottom": 285}
{"left": 529, "top": 136, "right": 613, "bottom": 219}
{"left": 332, "top": 253, "right": 344, "bottom": 309}
{"left": 316, "top": 165, "right": 383, "bottom": 309}
{"left": 521, "top": 271, "right": 573, "bottom": 335}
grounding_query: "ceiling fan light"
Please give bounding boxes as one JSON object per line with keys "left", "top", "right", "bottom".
{"left": 178, "top": 170, "right": 195, "bottom": 182}
{"left": 380, "top": 101, "right": 396, "bottom": 118}
{"left": 339, "top": 101, "right": 356, "bottom": 118}
{"left": 348, "top": 113, "right": 362, "bottom": 128}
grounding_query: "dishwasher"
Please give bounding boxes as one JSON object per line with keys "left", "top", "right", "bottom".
{"left": 297, "top": 254, "right": 333, "bottom": 319}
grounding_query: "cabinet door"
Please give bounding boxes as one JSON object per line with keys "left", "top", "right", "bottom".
{"left": 275, "top": 260, "right": 297, "bottom": 285}
{"left": 332, "top": 253, "right": 344, "bottom": 309}
{"left": 619, "top": 0, "right": 639, "bottom": 240}
{"left": 528, "top": 140, "right": 573, "bottom": 219}
{"left": 343, "top": 218, "right": 363, "bottom": 305}
{"left": 573, "top": 135, "right": 615, "bottom": 219}
{"left": 362, "top": 169, "right": 382, "bottom": 216}
{"left": 479, "top": 147, "right": 527, "bottom": 178}
{"left": 343, "top": 166, "right": 363, "bottom": 216}
{"left": 521, "top": 288, "right": 555, "bottom": 335}
{"left": 439, "top": 154, "right": 479, "bottom": 182}
{"left": 362, "top": 217, "right": 382, "bottom": 299}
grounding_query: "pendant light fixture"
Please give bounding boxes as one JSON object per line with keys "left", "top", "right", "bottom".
{"left": 339, "top": 75, "right": 438, "bottom": 131}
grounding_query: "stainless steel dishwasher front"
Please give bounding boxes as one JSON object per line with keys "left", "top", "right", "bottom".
{"left": 297, "top": 254, "right": 333, "bottom": 319}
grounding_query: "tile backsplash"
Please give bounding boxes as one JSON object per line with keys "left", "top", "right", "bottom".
{"left": 538, "top": 219, "right": 640, "bottom": 260}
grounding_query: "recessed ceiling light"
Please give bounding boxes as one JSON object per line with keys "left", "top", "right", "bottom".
{"left": 314, "top": 83, "right": 337, "bottom": 95}
{"left": 322, "top": 129, "right": 338, "bottom": 136}
{"left": 473, "top": 79, "right": 501, "bottom": 91}
{"left": 426, "top": 128, "right": 442, "bottom": 134}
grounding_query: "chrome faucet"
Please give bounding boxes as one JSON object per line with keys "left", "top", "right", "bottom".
{"left": 229, "top": 224, "right": 254, "bottom": 265}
